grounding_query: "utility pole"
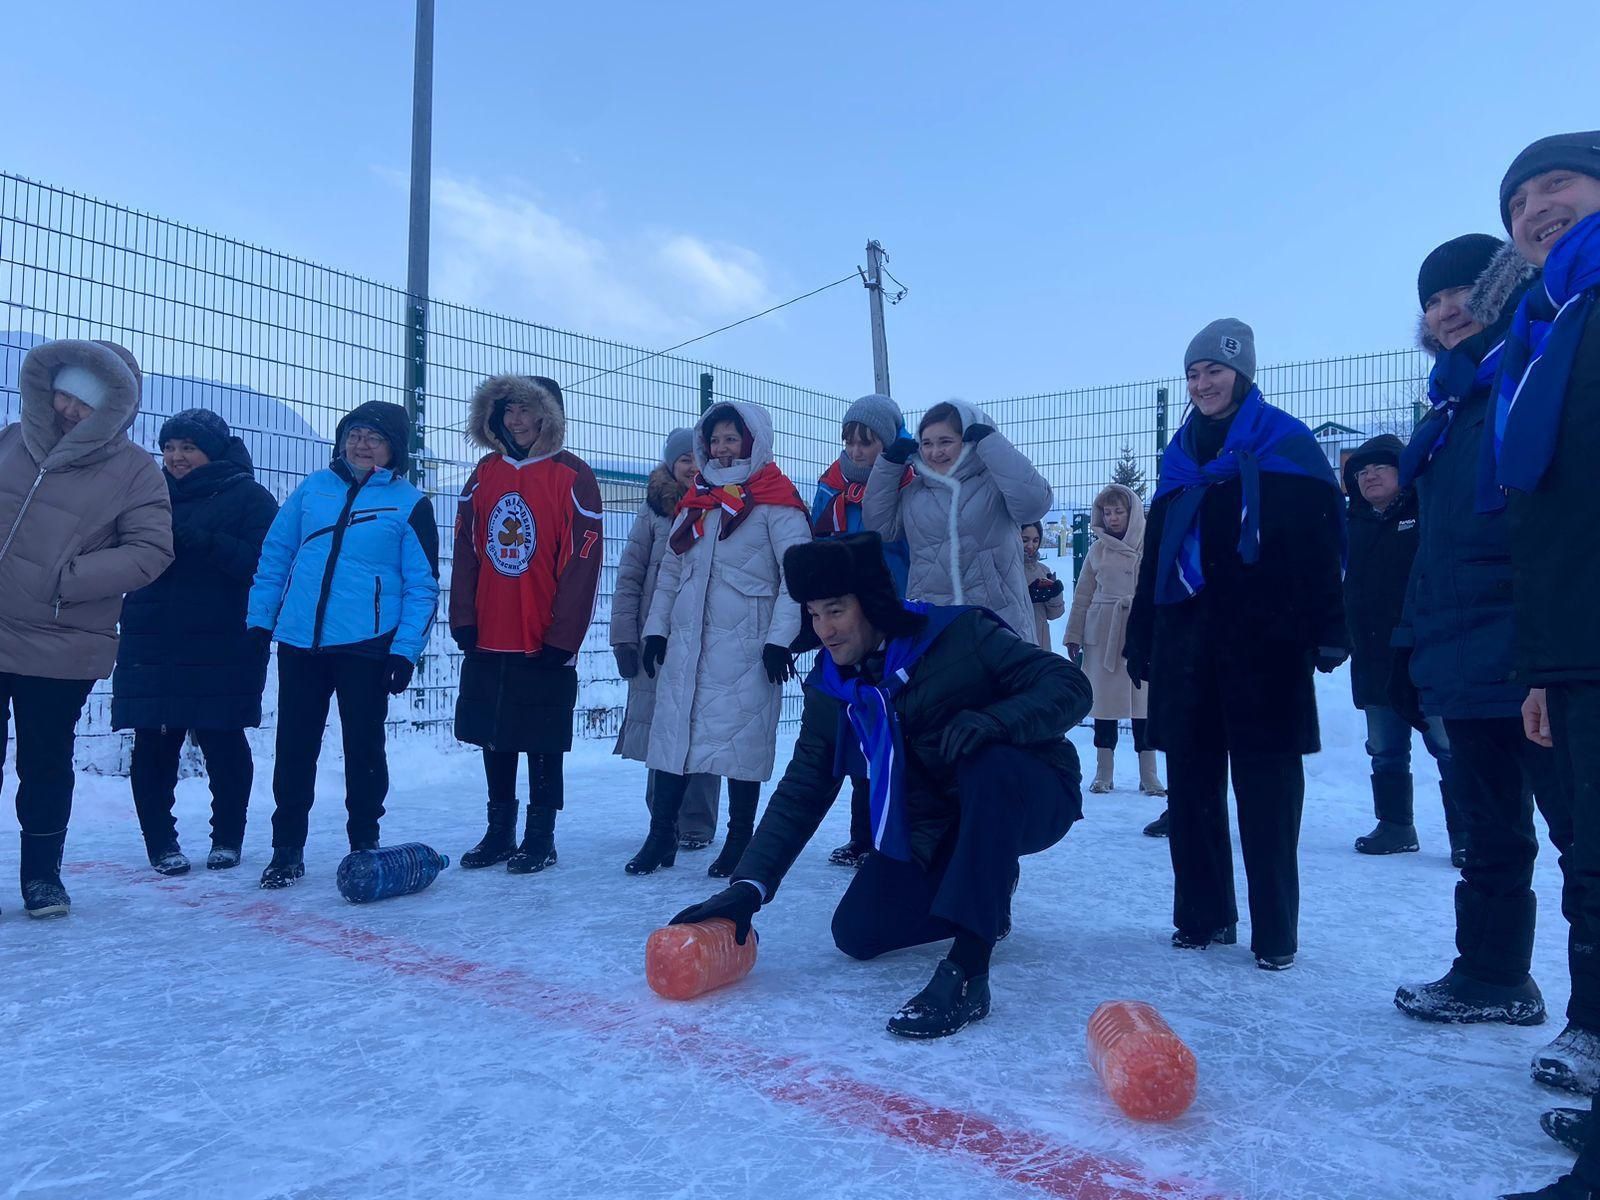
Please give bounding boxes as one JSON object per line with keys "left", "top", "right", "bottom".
{"left": 864, "top": 239, "right": 891, "bottom": 397}
{"left": 404, "top": 0, "right": 435, "bottom": 487}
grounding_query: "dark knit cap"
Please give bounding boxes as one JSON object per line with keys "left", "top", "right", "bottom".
{"left": 785, "top": 532, "right": 923, "bottom": 653}
{"left": 1500, "top": 131, "right": 1600, "bottom": 232}
{"left": 158, "top": 408, "right": 231, "bottom": 461}
{"left": 1341, "top": 434, "right": 1404, "bottom": 494}
{"left": 1417, "top": 235, "right": 1505, "bottom": 309}
{"left": 334, "top": 400, "right": 412, "bottom": 474}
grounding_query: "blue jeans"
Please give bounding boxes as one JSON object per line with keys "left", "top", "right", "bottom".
{"left": 1364, "top": 706, "right": 1451, "bottom": 778}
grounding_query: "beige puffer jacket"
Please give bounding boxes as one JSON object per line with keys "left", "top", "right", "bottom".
{"left": 862, "top": 399, "right": 1052, "bottom": 641}
{"left": 0, "top": 340, "right": 173, "bottom": 680}
{"left": 643, "top": 401, "right": 812, "bottom": 783}
{"left": 1065, "top": 483, "right": 1146, "bottom": 720}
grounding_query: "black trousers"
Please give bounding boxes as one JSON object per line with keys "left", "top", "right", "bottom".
{"left": 848, "top": 775, "right": 872, "bottom": 848}
{"left": 1546, "top": 684, "right": 1600, "bottom": 1032}
{"left": 483, "top": 748, "right": 564, "bottom": 810}
{"left": 270, "top": 651, "right": 390, "bottom": 850}
{"left": 130, "top": 727, "right": 253, "bottom": 853}
{"left": 1093, "top": 718, "right": 1150, "bottom": 752}
{"left": 0, "top": 671, "right": 95, "bottom": 836}
{"left": 830, "top": 745, "right": 1076, "bottom": 957}
{"left": 1443, "top": 717, "right": 1572, "bottom": 993}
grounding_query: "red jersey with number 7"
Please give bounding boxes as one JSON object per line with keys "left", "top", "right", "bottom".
{"left": 451, "top": 450, "right": 604, "bottom": 657}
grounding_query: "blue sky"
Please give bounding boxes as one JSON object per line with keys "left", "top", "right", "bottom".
{"left": 3, "top": 0, "right": 1597, "bottom": 404}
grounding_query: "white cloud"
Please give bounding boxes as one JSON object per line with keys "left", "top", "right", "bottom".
{"left": 425, "top": 175, "right": 774, "bottom": 344}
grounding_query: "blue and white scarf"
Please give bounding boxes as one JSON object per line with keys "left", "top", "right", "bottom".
{"left": 812, "top": 602, "right": 966, "bottom": 862}
{"left": 1151, "top": 387, "right": 1341, "bottom": 605}
{"left": 1491, "top": 209, "right": 1600, "bottom": 505}
{"left": 1398, "top": 341, "right": 1504, "bottom": 510}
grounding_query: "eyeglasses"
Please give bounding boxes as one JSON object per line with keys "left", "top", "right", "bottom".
{"left": 345, "top": 430, "right": 388, "bottom": 447}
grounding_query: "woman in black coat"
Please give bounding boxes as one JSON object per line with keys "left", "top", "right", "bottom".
{"left": 112, "top": 410, "right": 278, "bottom": 875}
{"left": 1124, "top": 319, "right": 1347, "bottom": 972}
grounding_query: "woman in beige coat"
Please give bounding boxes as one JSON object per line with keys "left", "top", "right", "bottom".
{"left": 1066, "top": 484, "right": 1165, "bottom": 798}
{"left": 1021, "top": 522, "right": 1066, "bottom": 649}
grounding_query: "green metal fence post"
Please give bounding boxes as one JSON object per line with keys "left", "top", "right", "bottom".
{"left": 699, "top": 372, "right": 715, "bottom": 416}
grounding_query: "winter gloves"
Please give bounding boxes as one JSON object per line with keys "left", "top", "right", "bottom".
{"left": 962, "top": 420, "right": 995, "bottom": 444}
{"left": 763, "top": 643, "right": 796, "bottom": 685}
{"left": 452, "top": 625, "right": 477, "bottom": 654}
{"left": 672, "top": 882, "right": 762, "bottom": 945}
{"left": 536, "top": 645, "right": 574, "bottom": 666}
{"left": 940, "top": 710, "right": 1004, "bottom": 762}
{"left": 1387, "top": 648, "right": 1428, "bottom": 733}
{"left": 614, "top": 643, "right": 640, "bottom": 680}
{"left": 882, "top": 435, "right": 918, "bottom": 465}
{"left": 385, "top": 655, "right": 415, "bottom": 695}
{"left": 1314, "top": 645, "right": 1350, "bottom": 674}
{"left": 642, "top": 635, "right": 668, "bottom": 679}
{"left": 1028, "top": 576, "right": 1065, "bottom": 604}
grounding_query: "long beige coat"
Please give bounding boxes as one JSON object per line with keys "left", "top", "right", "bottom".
{"left": 1065, "top": 483, "right": 1147, "bottom": 720}
{"left": 644, "top": 401, "right": 812, "bottom": 783}
{"left": 0, "top": 340, "right": 172, "bottom": 681}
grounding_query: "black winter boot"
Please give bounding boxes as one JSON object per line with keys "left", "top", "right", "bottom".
{"left": 1356, "top": 775, "right": 1418, "bottom": 854}
{"left": 829, "top": 842, "right": 871, "bottom": 868}
{"left": 1543, "top": 1107, "right": 1592, "bottom": 1155}
{"left": 627, "top": 777, "right": 684, "bottom": 875}
{"left": 206, "top": 844, "right": 242, "bottom": 871}
{"left": 462, "top": 801, "right": 519, "bottom": 869}
{"left": 1448, "top": 828, "right": 1470, "bottom": 869}
{"left": 1394, "top": 966, "right": 1546, "bottom": 1025}
{"left": 507, "top": 806, "right": 558, "bottom": 874}
{"left": 1354, "top": 820, "right": 1420, "bottom": 855}
{"left": 1172, "top": 923, "right": 1237, "bottom": 950}
{"left": 707, "top": 789, "right": 758, "bottom": 879}
{"left": 1440, "top": 778, "right": 1469, "bottom": 868}
{"left": 21, "top": 831, "right": 70, "bottom": 919}
{"left": 150, "top": 844, "right": 192, "bottom": 876}
{"left": 886, "top": 959, "right": 992, "bottom": 1039}
{"left": 1143, "top": 809, "right": 1169, "bottom": 838}
{"left": 260, "top": 847, "right": 305, "bottom": 890}
{"left": 1534, "top": 1023, "right": 1600, "bottom": 1095}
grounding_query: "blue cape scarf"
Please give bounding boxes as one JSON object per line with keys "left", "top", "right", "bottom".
{"left": 811, "top": 602, "right": 967, "bottom": 862}
{"left": 1151, "top": 387, "right": 1341, "bottom": 605}
{"left": 1398, "top": 341, "right": 1504, "bottom": 511}
{"left": 1491, "top": 209, "right": 1600, "bottom": 506}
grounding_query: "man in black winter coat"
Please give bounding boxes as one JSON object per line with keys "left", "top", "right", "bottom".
{"left": 1341, "top": 434, "right": 1455, "bottom": 857}
{"left": 670, "top": 532, "right": 1090, "bottom": 1039}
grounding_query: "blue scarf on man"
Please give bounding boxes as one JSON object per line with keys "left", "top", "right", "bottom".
{"left": 1490, "top": 209, "right": 1600, "bottom": 506}
{"left": 1151, "top": 387, "right": 1340, "bottom": 605}
{"left": 812, "top": 601, "right": 967, "bottom": 862}
{"left": 1398, "top": 341, "right": 1505, "bottom": 512}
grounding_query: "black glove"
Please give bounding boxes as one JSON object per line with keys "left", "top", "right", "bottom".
{"left": 939, "top": 710, "right": 1004, "bottom": 762}
{"left": 642, "top": 635, "right": 668, "bottom": 679}
{"left": 962, "top": 422, "right": 995, "bottom": 444}
{"left": 1387, "top": 648, "right": 1427, "bottom": 733}
{"left": 1314, "top": 645, "right": 1349, "bottom": 675}
{"left": 537, "top": 644, "right": 575, "bottom": 665}
{"left": 1028, "top": 576, "right": 1064, "bottom": 604}
{"left": 1123, "top": 645, "right": 1146, "bottom": 690}
{"left": 671, "top": 883, "right": 761, "bottom": 946}
{"left": 385, "top": 655, "right": 415, "bottom": 695}
{"left": 451, "top": 625, "right": 477, "bottom": 654}
{"left": 171, "top": 525, "right": 210, "bottom": 555}
{"left": 613, "top": 643, "right": 640, "bottom": 680}
{"left": 881, "top": 435, "right": 918, "bottom": 465}
{"left": 246, "top": 626, "right": 273, "bottom": 655}
{"left": 762, "top": 643, "right": 795, "bottom": 685}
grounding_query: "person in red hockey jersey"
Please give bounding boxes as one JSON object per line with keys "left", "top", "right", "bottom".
{"left": 450, "top": 374, "right": 602, "bottom": 875}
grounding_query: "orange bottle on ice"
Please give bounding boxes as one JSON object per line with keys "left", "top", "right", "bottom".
{"left": 645, "top": 919, "right": 758, "bottom": 1001}
{"left": 1086, "top": 1000, "right": 1198, "bottom": 1121}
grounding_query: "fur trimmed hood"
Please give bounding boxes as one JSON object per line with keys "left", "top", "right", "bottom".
{"left": 467, "top": 374, "right": 565, "bottom": 458}
{"left": 1417, "top": 243, "right": 1539, "bottom": 356}
{"left": 646, "top": 463, "right": 687, "bottom": 518}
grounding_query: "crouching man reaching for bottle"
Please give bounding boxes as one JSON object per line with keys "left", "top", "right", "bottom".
{"left": 668, "top": 532, "right": 1090, "bottom": 1038}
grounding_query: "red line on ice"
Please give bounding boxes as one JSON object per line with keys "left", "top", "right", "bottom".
{"left": 84, "top": 863, "right": 1232, "bottom": 1200}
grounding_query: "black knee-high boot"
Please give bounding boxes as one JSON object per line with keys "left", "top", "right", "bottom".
{"left": 508, "top": 753, "right": 562, "bottom": 874}
{"left": 707, "top": 781, "right": 759, "bottom": 879}
{"left": 626, "top": 770, "right": 683, "bottom": 875}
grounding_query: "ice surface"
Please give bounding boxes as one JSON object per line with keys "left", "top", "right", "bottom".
{"left": 0, "top": 668, "right": 1573, "bottom": 1199}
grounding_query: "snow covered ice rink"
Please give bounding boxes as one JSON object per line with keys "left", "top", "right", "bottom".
{"left": 1, "top": 672, "right": 1572, "bottom": 1200}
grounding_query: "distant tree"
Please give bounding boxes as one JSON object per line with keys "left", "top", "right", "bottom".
{"left": 1110, "top": 445, "right": 1147, "bottom": 499}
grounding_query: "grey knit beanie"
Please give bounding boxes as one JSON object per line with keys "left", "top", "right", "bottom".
{"left": 1185, "top": 318, "right": 1256, "bottom": 382}
{"left": 840, "top": 393, "right": 904, "bottom": 447}
{"left": 661, "top": 426, "right": 696, "bottom": 467}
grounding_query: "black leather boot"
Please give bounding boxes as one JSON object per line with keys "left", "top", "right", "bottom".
{"left": 707, "top": 789, "right": 758, "bottom": 879}
{"left": 507, "top": 806, "right": 558, "bottom": 874}
{"left": 462, "top": 800, "right": 519, "bottom": 869}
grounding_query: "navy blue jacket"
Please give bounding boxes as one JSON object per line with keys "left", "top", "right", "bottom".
{"left": 112, "top": 439, "right": 279, "bottom": 730}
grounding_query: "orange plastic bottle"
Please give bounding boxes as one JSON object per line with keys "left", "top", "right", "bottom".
{"left": 645, "top": 919, "right": 758, "bottom": 1000}
{"left": 1086, "top": 1000, "right": 1198, "bottom": 1121}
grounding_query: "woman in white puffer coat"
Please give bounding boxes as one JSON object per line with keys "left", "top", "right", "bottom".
{"left": 863, "top": 399, "right": 1052, "bottom": 642}
{"left": 628, "top": 401, "right": 813, "bottom": 878}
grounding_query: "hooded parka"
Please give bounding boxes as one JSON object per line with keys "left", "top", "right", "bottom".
{"left": 643, "top": 401, "right": 812, "bottom": 783}
{"left": 862, "top": 399, "right": 1052, "bottom": 641}
{"left": 611, "top": 465, "right": 685, "bottom": 762}
{"left": 1065, "top": 483, "right": 1148, "bottom": 720}
{"left": 0, "top": 340, "right": 173, "bottom": 681}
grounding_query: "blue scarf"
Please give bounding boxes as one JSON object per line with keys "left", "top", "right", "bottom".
{"left": 1399, "top": 341, "right": 1504, "bottom": 513}
{"left": 1492, "top": 209, "right": 1600, "bottom": 503}
{"left": 1151, "top": 387, "right": 1341, "bottom": 605}
{"left": 812, "top": 602, "right": 966, "bottom": 862}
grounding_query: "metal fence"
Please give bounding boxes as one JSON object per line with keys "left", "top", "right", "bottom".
{"left": 0, "top": 172, "right": 846, "bottom": 768}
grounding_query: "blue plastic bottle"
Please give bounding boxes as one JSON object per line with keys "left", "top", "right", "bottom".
{"left": 336, "top": 843, "right": 450, "bottom": 904}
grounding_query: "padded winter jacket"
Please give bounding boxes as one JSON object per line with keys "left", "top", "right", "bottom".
{"left": 734, "top": 607, "right": 1090, "bottom": 895}
{"left": 611, "top": 465, "right": 682, "bottom": 763}
{"left": 862, "top": 400, "right": 1052, "bottom": 641}
{"left": 247, "top": 460, "right": 440, "bottom": 662}
{"left": 643, "top": 400, "right": 813, "bottom": 783}
{"left": 0, "top": 340, "right": 173, "bottom": 681}
{"left": 1342, "top": 436, "right": 1418, "bottom": 712}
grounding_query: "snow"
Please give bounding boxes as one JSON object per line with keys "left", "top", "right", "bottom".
{"left": 1, "top": 668, "right": 1573, "bottom": 1200}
